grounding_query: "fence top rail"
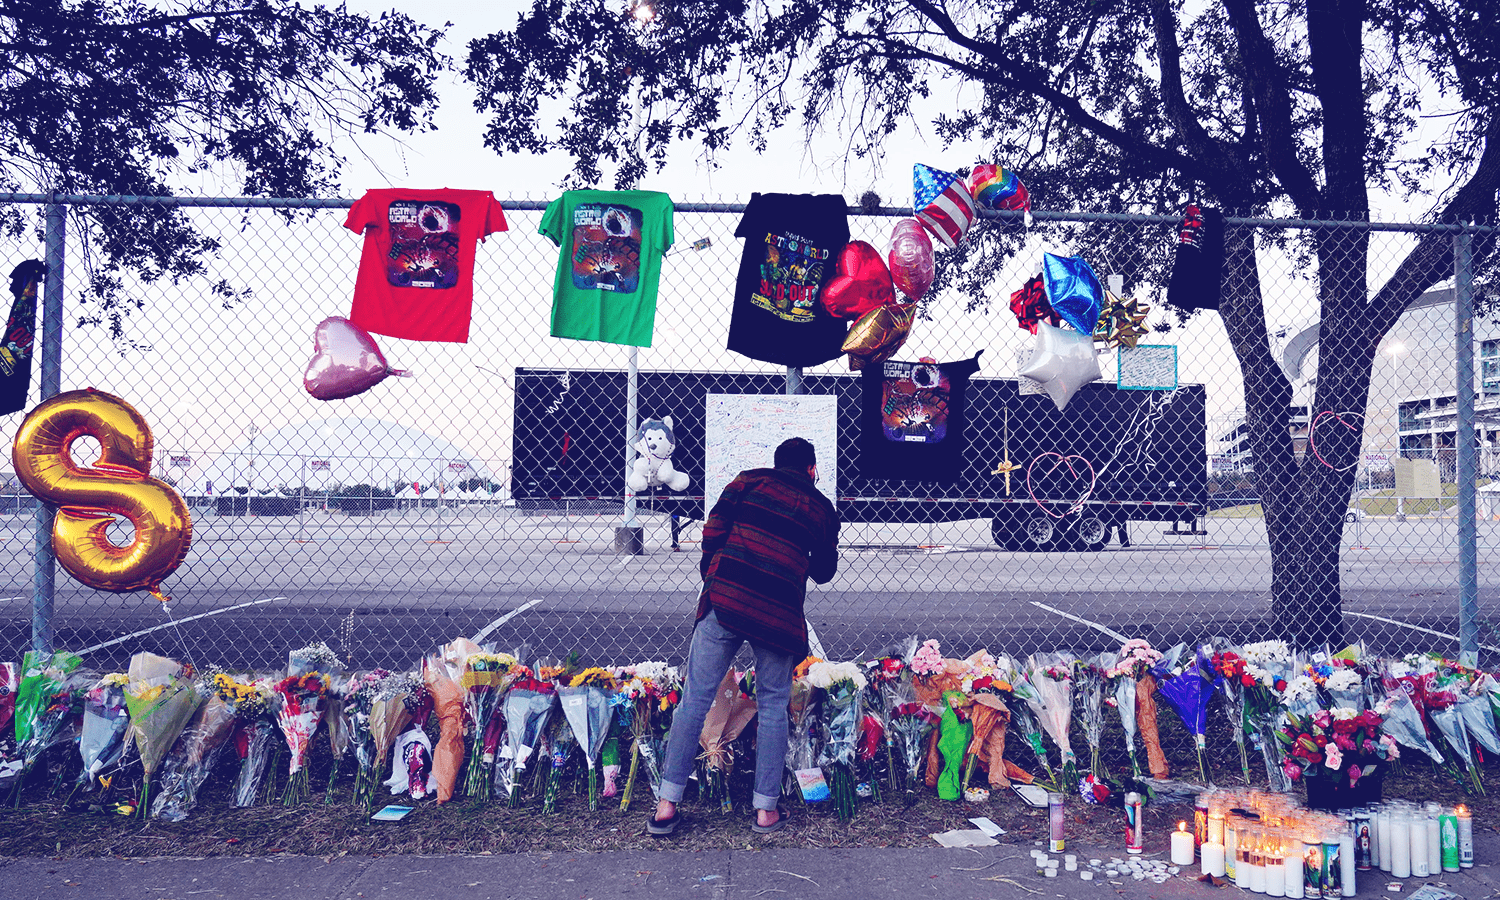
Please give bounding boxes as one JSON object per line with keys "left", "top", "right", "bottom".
{"left": 0, "top": 191, "right": 1494, "bottom": 235}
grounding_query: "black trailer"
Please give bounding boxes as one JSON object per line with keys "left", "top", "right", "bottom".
{"left": 512, "top": 368, "right": 1208, "bottom": 551}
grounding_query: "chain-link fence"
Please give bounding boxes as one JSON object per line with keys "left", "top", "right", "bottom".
{"left": 0, "top": 195, "right": 1494, "bottom": 672}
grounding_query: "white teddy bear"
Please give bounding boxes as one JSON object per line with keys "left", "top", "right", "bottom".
{"left": 627, "top": 416, "right": 690, "bottom": 492}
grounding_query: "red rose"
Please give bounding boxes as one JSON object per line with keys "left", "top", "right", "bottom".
{"left": 1242, "top": 673, "right": 1255, "bottom": 687}
{"left": 1274, "top": 679, "right": 1287, "bottom": 691}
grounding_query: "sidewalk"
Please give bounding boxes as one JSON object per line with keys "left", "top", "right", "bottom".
{"left": 5, "top": 834, "right": 1497, "bottom": 900}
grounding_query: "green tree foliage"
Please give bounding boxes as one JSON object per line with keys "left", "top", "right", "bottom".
{"left": 0, "top": 0, "right": 450, "bottom": 337}
{"left": 468, "top": 0, "right": 1500, "bottom": 644}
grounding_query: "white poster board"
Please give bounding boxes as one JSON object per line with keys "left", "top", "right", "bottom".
{"left": 704, "top": 394, "right": 838, "bottom": 519}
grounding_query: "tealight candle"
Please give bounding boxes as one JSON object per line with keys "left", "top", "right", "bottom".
{"left": 1457, "top": 804, "right": 1474, "bottom": 868}
{"left": 1172, "top": 821, "right": 1196, "bottom": 866}
{"left": 1201, "top": 842, "right": 1227, "bottom": 878}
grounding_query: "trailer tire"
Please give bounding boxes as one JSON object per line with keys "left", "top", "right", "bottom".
{"left": 1068, "top": 513, "right": 1108, "bottom": 552}
{"left": 990, "top": 511, "right": 1027, "bottom": 551}
{"left": 1021, "top": 513, "right": 1057, "bottom": 550}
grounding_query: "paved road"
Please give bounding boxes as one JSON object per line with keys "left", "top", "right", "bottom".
{"left": 1, "top": 510, "right": 1493, "bottom": 668}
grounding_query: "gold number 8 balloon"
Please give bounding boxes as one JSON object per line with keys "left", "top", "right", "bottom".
{"left": 11, "top": 389, "right": 192, "bottom": 603}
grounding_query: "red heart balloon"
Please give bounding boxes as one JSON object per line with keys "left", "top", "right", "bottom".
{"left": 822, "top": 241, "right": 895, "bottom": 320}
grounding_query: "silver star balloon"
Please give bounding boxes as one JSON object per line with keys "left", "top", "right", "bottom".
{"left": 1018, "top": 321, "right": 1101, "bottom": 410}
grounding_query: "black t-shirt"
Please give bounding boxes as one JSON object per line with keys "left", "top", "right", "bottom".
{"left": 728, "top": 193, "right": 850, "bottom": 367}
{"left": 860, "top": 354, "right": 984, "bottom": 483}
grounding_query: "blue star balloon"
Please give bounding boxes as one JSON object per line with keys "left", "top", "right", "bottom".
{"left": 1040, "top": 253, "right": 1104, "bottom": 336}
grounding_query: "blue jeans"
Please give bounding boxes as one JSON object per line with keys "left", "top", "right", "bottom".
{"left": 659, "top": 609, "right": 795, "bottom": 812}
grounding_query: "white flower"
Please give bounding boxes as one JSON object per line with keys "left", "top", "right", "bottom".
{"left": 1278, "top": 675, "right": 1318, "bottom": 706}
{"left": 1242, "top": 640, "right": 1290, "bottom": 666}
{"left": 806, "top": 660, "right": 867, "bottom": 690}
{"left": 1332, "top": 707, "right": 1359, "bottom": 720}
{"left": 1245, "top": 663, "right": 1273, "bottom": 687}
{"left": 1325, "top": 668, "right": 1362, "bottom": 692}
{"left": 1387, "top": 661, "right": 1412, "bottom": 679}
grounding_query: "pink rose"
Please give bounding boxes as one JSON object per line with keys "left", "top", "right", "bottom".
{"left": 1282, "top": 759, "right": 1303, "bottom": 781}
{"left": 1324, "top": 743, "right": 1343, "bottom": 771}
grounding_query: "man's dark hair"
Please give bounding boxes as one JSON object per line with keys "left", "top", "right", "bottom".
{"left": 774, "top": 437, "right": 816, "bottom": 470}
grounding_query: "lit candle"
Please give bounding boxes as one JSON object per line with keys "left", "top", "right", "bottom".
{"left": 1172, "top": 821, "right": 1196, "bottom": 866}
{"left": 1411, "top": 810, "right": 1430, "bottom": 877}
{"left": 1209, "top": 808, "right": 1227, "bottom": 845}
{"left": 1196, "top": 792, "right": 1212, "bottom": 848}
{"left": 1390, "top": 812, "right": 1412, "bottom": 879}
{"left": 1226, "top": 815, "right": 1240, "bottom": 881}
{"left": 1202, "top": 842, "right": 1227, "bottom": 877}
{"left": 1457, "top": 804, "right": 1474, "bottom": 868}
{"left": 1236, "top": 826, "right": 1253, "bottom": 890}
{"left": 1266, "top": 832, "right": 1287, "bottom": 898}
{"left": 1249, "top": 829, "right": 1267, "bottom": 894}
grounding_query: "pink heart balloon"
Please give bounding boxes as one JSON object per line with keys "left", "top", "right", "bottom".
{"left": 303, "top": 316, "right": 409, "bottom": 401}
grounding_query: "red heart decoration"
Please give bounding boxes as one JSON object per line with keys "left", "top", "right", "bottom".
{"left": 303, "top": 316, "right": 410, "bottom": 400}
{"left": 1025, "top": 452, "right": 1097, "bottom": 519}
{"left": 822, "top": 240, "right": 895, "bottom": 320}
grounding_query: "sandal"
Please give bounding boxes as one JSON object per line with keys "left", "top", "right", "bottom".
{"left": 647, "top": 809, "right": 681, "bottom": 837}
{"left": 751, "top": 803, "right": 791, "bottom": 834}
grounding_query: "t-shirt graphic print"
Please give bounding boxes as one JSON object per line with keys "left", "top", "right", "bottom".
{"left": 384, "top": 200, "right": 462, "bottom": 289}
{"left": 570, "top": 203, "right": 643, "bottom": 293}
{"left": 753, "top": 230, "right": 831, "bottom": 323}
{"left": 880, "top": 360, "right": 953, "bottom": 444}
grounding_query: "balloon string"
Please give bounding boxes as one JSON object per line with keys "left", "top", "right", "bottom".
{"left": 154, "top": 589, "right": 196, "bottom": 671}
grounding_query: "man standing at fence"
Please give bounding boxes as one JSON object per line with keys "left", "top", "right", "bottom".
{"left": 649, "top": 437, "right": 839, "bottom": 835}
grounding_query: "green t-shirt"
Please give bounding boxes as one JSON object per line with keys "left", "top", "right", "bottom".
{"left": 540, "top": 190, "right": 674, "bottom": 347}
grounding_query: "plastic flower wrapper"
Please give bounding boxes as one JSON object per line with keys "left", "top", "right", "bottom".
{"left": 1107, "top": 639, "right": 1162, "bottom": 778}
{"left": 1429, "top": 702, "right": 1483, "bottom": 794}
{"left": 1154, "top": 645, "right": 1217, "bottom": 783}
{"left": 785, "top": 663, "right": 821, "bottom": 785}
{"left": 14, "top": 650, "right": 82, "bottom": 745}
{"left": 384, "top": 727, "right": 434, "bottom": 799}
{"left": 1208, "top": 642, "right": 1251, "bottom": 782}
{"left": 151, "top": 678, "right": 241, "bottom": 821}
{"left": 700, "top": 667, "right": 757, "bottom": 814}
{"left": 559, "top": 666, "right": 616, "bottom": 810}
{"left": 1457, "top": 692, "right": 1500, "bottom": 764}
{"left": 1075, "top": 651, "right": 1112, "bottom": 780}
{"left": 497, "top": 667, "right": 556, "bottom": 807}
{"left": 933, "top": 690, "right": 972, "bottom": 800}
{"left": 8, "top": 662, "right": 89, "bottom": 803}
{"left": 420, "top": 654, "right": 466, "bottom": 804}
{"left": 460, "top": 650, "right": 517, "bottom": 802}
{"left": 1372, "top": 678, "right": 1443, "bottom": 766}
{"left": 229, "top": 675, "right": 277, "bottom": 808}
{"left": 371, "top": 672, "right": 417, "bottom": 780}
{"left": 964, "top": 673, "right": 1020, "bottom": 791}
{"left": 1024, "top": 651, "right": 1078, "bottom": 788}
{"left": 124, "top": 652, "right": 202, "bottom": 816}
{"left": 272, "top": 670, "right": 330, "bottom": 806}
{"left": 75, "top": 673, "right": 131, "bottom": 793}
{"left": 616, "top": 660, "right": 679, "bottom": 811}
{"left": 997, "top": 653, "right": 1053, "bottom": 782}
{"left": 542, "top": 716, "right": 575, "bottom": 813}
{"left": 809, "top": 660, "right": 866, "bottom": 821}
{"left": 343, "top": 670, "right": 392, "bottom": 808}
{"left": 320, "top": 673, "right": 355, "bottom": 805}
{"left": 888, "top": 700, "right": 938, "bottom": 800}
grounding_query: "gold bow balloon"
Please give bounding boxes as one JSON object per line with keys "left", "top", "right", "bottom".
{"left": 1093, "top": 291, "right": 1150, "bottom": 349}
{"left": 844, "top": 302, "right": 916, "bottom": 371}
{"left": 11, "top": 389, "right": 192, "bottom": 602}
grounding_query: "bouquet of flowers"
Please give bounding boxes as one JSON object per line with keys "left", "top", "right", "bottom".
{"left": 1211, "top": 647, "right": 1253, "bottom": 782}
{"left": 1278, "top": 706, "right": 1399, "bottom": 790}
{"left": 699, "top": 667, "right": 757, "bottom": 813}
{"left": 9, "top": 653, "right": 88, "bottom": 803}
{"left": 460, "top": 651, "right": 518, "bottom": 801}
{"left": 151, "top": 671, "right": 242, "bottom": 821}
{"left": 888, "top": 700, "right": 938, "bottom": 800}
{"left": 1075, "top": 652, "right": 1112, "bottom": 781}
{"left": 616, "top": 660, "right": 680, "bottom": 811}
{"left": 1241, "top": 639, "right": 1295, "bottom": 790}
{"left": 272, "top": 671, "right": 330, "bottom": 806}
{"left": 559, "top": 666, "right": 617, "bottom": 810}
{"left": 1154, "top": 643, "right": 1217, "bottom": 783}
{"left": 497, "top": 667, "right": 556, "bottom": 806}
{"left": 385, "top": 726, "right": 434, "bottom": 799}
{"left": 998, "top": 653, "right": 1053, "bottom": 783}
{"left": 229, "top": 675, "right": 278, "bottom": 807}
{"left": 274, "top": 641, "right": 344, "bottom": 806}
{"left": 542, "top": 714, "right": 574, "bottom": 813}
{"left": 809, "top": 660, "right": 866, "bottom": 821}
{"left": 75, "top": 673, "right": 131, "bottom": 794}
{"left": 343, "top": 670, "right": 392, "bottom": 808}
{"left": 422, "top": 654, "right": 465, "bottom": 804}
{"left": 0, "top": 662, "right": 16, "bottom": 739}
{"left": 1372, "top": 670, "right": 1443, "bottom": 763}
{"left": 786, "top": 658, "right": 822, "bottom": 791}
{"left": 322, "top": 673, "right": 354, "bottom": 804}
{"left": 1423, "top": 669, "right": 1484, "bottom": 794}
{"left": 371, "top": 672, "right": 418, "bottom": 785}
{"left": 124, "top": 652, "right": 202, "bottom": 816}
{"left": 1109, "top": 639, "right": 1166, "bottom": 779}
{"left": 1024, "top": 651, "right": 1078, "bottom": 789}
{"left": 956, "top": 650, "right": 1013, "bottom": 791}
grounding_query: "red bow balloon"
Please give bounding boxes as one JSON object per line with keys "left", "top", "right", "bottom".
{"left": 888, "top": 218, "right": 935, "bottom": 301}
{"left": 1009, "top": 274, "right": 1060, "bottom": 334}
{"left": 822, "top": 241, "right": 895, "bottom": 320}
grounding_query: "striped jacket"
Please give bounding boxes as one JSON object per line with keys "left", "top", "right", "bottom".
{"left": 695, "top": 466, "right": 839, "bottom": 657}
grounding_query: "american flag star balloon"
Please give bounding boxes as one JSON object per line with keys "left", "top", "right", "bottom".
{"left": 913, "top": 164, "right": 977, "bottom": 248}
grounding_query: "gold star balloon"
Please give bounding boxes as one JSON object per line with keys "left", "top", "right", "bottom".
{"left": 1093, "top": 291, "right": 1150, "bottom": 349}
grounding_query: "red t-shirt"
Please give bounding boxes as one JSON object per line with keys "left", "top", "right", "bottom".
{"left": 344, "top": 188, "right": 508, "bottom": 343}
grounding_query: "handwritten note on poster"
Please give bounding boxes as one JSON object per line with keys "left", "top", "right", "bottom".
{"left": 703, "top": 394, "right": 838, "bottom": 518}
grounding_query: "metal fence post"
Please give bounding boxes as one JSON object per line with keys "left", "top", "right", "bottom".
{"left": 32, "top": 198, "right": 65, "bottom": 655}
{"left": 1455, "top": 227, "right": 1479, "bottom": 665}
